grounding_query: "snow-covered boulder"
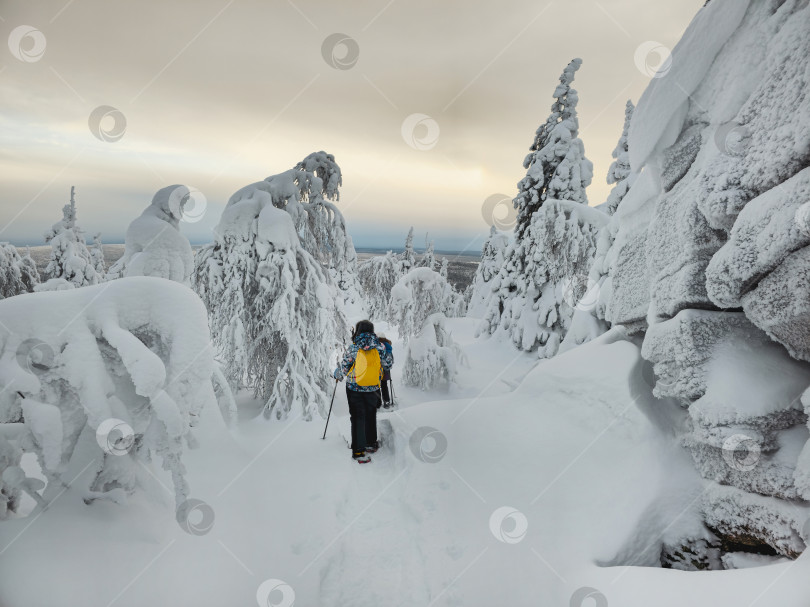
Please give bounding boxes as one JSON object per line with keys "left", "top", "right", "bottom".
{"left": 642, "top": 310, "right": 761, "bottom": 402}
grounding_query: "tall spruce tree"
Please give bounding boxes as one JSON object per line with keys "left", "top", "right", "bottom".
{"left": 481, "top": 59, "right": 605, "bottom": 358}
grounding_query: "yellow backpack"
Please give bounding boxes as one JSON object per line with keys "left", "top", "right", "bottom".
{"left": 351, "top": 348, "right": 382, "bottom": 387}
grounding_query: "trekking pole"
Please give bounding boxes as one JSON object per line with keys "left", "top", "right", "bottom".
{"left": 322, "top": 379, "right": 339, "bottom": 440}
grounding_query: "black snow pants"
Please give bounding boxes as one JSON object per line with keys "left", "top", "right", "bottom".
{"left": 347, "top": 387, "right": 379, "bottom": 453}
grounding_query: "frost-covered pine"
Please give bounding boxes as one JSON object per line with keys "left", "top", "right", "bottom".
{"left": 388, "top": 268, "right": 464, "bottom": 389}
{"left": 604, "top": 100, "right": 635, "bottom": 215}
{"left": 106, "top": 185, "right": 194, "bottom": 285}
{"left": 89, "top": 232, "right": 106, "bottom": 276}
{"left": 0, "top": 243, "right": 39, "bottom": 299}
{"left": 468, "top": 227, "right": 509, "bottom": 319}
{"left": 194, "top": 166, "right": 348, "bottom": 420}
{"left": 19, "top": 247, "right": 40, "bottom": 293}
{"left": 222, "top": 152, "right": 360, "bottom": 308}
{"left": 399, "top": 226, "right": 416, "bottom": 274}
{"left": 0, "top": 277, "right": 219, "bottom": 508}
{"left": 357, "top": 250, "right": 400, "bottom": 321}
{"left": 439, "top": 257, "right": 448, "bottom": 279}
{"left": 513, "top": 58, "right": 593, "bottom": 239}
{"left": 43, "top": 186, "right": 100, "bottom": 287}
{"left": 481, "top": 59, "right": 606, "bottom": 358}
{"left": 421, "top": 234, "right": 436, "bottom": 270}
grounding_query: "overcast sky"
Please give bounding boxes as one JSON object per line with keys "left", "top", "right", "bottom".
{"left": 0, "top": 0, "right": 703, "bottom": 252}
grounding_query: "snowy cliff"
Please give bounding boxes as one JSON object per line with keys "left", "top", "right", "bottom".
{"left": 604, "top": 0, "right": 810, "bottom": 567}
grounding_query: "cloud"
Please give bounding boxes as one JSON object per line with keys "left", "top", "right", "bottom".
{"left": 0, "top": 0, "right": 703, "bottom": 249}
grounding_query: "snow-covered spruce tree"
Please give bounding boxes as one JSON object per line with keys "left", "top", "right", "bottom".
{"left": 481, "top": 58, "right": 607, "bottom": 358}
{"left": 512, "top": 58, "right": 592, "bottom": 239}
{"left": 421, "top": 234, "right": 436, "bottom": 270}
{"left": 399, "top": 226, "right": 416, "bottom": 274}
{"left": 439, "top": 257, "right": 448, "bottom": 279}
{"left": 89, "top": 232, "right": 106, "bottom": 276}
{"left": 468, "top": 226, "right": 509, "bottom": 319}
{"left": 0, "top": 243, "right": 40, "bottom": 299}
{"left": 43, "top": 186, "right": 100, "bottom": 287}
{"left": 388, "top": 268, "right": 464, "bottom": 389}
{"left": 603, "top": 100, "right": 635, "bottom": 215}
{"left": 194, "top": 174, "right": 348, "bottom": 420}
{"left": 586, "top": 100, "right": 638, "bottom": 327}
{"left": 106, "top": 185, "right": 195, "bottom": 285}
{"left": 0, "top": 277, "right": 219, "bottom": 508}
{"left": 357, "top": 250, "right": 400, "bottom": 321}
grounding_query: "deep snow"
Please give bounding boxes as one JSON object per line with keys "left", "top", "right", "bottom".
{"left": 1, "top": 318, "right": 807, "bottom": 606}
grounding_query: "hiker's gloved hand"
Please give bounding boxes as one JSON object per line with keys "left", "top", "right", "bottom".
{"left": 333, "top": 369, "right": 342, "bottom": 380}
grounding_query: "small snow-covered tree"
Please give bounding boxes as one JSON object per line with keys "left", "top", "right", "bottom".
{"left": 358, "top": 250, "right": 400, "bottom": 321}
{"left": 89, "top": 232, "right": 106, "bottom": 276}
{"left": 468, "top": 227, "right": 509, "bottom": 319}
{"left": 43, "top": 186, "right": 100, "bottom": 287}
{"left": 106, "top": 185, "right": 195, "bottom": 285}
{"left": 399, "top": 227, "right": 416, "bottom": 274}
{"left": 389, "top": 268, "right": 464, "bottom": 389}
{"left": 0, "top": 277, "right": 220, "bottom": 509}
{"left": 482, "top": 59, "right": 605, "bottom": 358}
{"left": 604, "top": 100, "right": 635, "bottom": 215}
{"left": 439, "top": 257, "right": 449, "bottom": 279}
{"left": 0, "top": 243, "right": 39, "bottom": 299}
{"left": 421, "top": 234, "right": 436, "bottom": 270}
{"left": 194, "top": 177, "right": 348, "bottom": 420}
{"left": 20, "top": 247, "right": 40, "bottom": 293}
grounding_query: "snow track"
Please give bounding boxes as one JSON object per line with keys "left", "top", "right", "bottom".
{"left": 319, "top": 419, "right": 431, "bottom": 606}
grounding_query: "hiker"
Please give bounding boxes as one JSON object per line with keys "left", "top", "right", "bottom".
{"left": 333, "top": 320, "right": 394, "bottom": 463}
{"left": 378, "top": 333, "right": 394, "bottom": 409}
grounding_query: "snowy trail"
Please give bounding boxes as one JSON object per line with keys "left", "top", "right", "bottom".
{"left": 318, "top": 419, "right": 431, "bottom": 606}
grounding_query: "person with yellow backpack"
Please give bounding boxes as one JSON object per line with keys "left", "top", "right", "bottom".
{"left": 333, "top": 320, "right": 394, "bottom": 463}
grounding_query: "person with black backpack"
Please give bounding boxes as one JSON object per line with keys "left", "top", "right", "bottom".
{"left": 333, "top": 320, "right": 394, "bottom": 463}
{"left": 377, "top": 334, "right": 394, "bottom": 409}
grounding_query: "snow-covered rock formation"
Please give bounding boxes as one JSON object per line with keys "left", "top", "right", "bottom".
{"left": 600, "top": 0, "right": 810, "bottom": 567}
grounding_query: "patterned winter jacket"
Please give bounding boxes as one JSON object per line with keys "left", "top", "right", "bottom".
{"left": 333, "top": 332, "right": 394, "bottom": 392}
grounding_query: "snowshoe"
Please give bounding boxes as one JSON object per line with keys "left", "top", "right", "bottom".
{"left": 352, "top": 451, "right": 371, "bottom": 463}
